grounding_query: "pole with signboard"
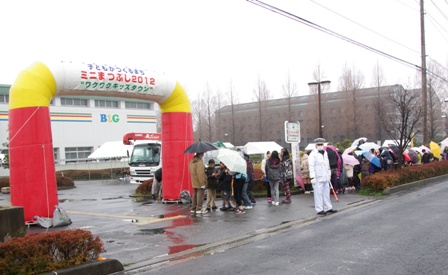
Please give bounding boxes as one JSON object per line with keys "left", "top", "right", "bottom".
{"left": 284, "top": 121, "right": 303, "bottom": 190}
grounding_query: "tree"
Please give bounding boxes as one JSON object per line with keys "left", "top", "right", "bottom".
{"left": 282, "top": 71, "right": 298, "bottom": 123}
{"left": 215, "top": 88, "right": 225, "bottom": 141}
{"left": 252, "top": 75, "right": 271, "bottom": 141}
{"left": 376, "top": 85, "right": 422, "bottom": 168}
{"left": 202, "top": 83, "right": 217, "bottom": 142}
{"left": 191, "top": 91, "right": 205, "bottom": 141}
{"left": 338, "top": 63, "right": 365, "bottom": 140}
{"left": 413, "top": 59, "right": 447, "bottom": 142}
{"left": 227, "top": 80, "right": 238, "bottom": 145}
{"left": 371, "top": 61, "right": 386, "bottom": 142}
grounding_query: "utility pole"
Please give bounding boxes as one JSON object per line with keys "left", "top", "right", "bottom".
{"left": 308, "top": 80, "right": 331, "bottom": 138}
{"left": 420, "top": 0, "right": 428, "bottom": 145}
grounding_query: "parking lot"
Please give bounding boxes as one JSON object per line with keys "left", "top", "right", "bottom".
{"left": 0, "top": 179, "right": 375, "bottom": 272}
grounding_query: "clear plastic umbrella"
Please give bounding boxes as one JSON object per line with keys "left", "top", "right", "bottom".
{"left": 217, "top": 148, "right": 247, "bottom": 174}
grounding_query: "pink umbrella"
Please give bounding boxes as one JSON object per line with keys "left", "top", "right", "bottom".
{"left": 295, "top": 174, "right": 305, "bottom": 191}
{"left": 343, "top": 146, "right": 357, "bottom": 155}
{"left": 342, "top": 154, "right": 360, "bottom": 166}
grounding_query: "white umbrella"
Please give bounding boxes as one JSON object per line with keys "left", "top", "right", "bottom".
{"left": 351, "top": 137, "right": 368, "bottom": 147}
{"left": 358, "top": 142, "right": 381, "bottom": 152}
{"left": 217, "top": 148, "right": 247, "bottom": 174}
{"left": 410, "top": 147, "right": 423, "bottom": 154}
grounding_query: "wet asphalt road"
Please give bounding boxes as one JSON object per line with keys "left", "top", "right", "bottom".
{"left": 0, "top": 180, "right": 375, "bottom": 272}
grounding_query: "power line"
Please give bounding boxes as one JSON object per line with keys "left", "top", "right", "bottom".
{"left": 245, "top": 0, "right": 448, "bottom": 84}
{"left": 430, "top": 0, "right": 448, "bottom": 23}
{"left": 394, "top": 0, "right": 419, "bottom": 11}
{"left": 426, "top": 15, "right": 448, "bottom": 44}
{"left": 246, "top": 1, "right": 419, "bottom": 69}
{"left": 311, "top": 0, "right": 420, "bottom": 55}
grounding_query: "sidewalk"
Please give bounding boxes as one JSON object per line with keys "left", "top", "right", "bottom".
{"left": 0, "top": 180, "right": 376, "bottom": 274}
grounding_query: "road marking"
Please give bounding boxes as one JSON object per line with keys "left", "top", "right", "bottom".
{"left": 66, "top": 210, "right": 187, "bottom": 225}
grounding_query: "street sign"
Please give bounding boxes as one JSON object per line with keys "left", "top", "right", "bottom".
{"left": 285, "top": 121, "right": 300, "bottom": 143}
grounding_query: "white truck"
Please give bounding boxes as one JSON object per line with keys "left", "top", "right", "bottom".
{"left": 123, "top": 132, "right": 162, "bottom": 184}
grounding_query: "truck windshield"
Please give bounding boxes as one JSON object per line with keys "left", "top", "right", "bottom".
{"left": 129, "top": 144, "right": 161, "bottom": 165}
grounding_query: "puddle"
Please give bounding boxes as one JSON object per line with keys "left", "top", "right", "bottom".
{"left": 168, "top": 244, "right": 202, "bottom": 254}
{"left": 58, "top": 199, "right": 71, "bottom": 203}
{"left": 135, "top": 228, "right": 165, "bottom": 236}
{"left": 102, "top": 196, "right": 125, "bottom": 200}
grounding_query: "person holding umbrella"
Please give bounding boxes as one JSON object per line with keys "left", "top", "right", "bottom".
{"left": 308, "top": 138, "right": 337, "bottom": 216}
{"left": 189, "top": 152, "right": 208, "bottom": 214}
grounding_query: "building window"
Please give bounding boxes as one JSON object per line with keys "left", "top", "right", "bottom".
{"left": 61, "top": 98, "right": 88, "bottom": 107}
{"left": 95, "top": 99, "right": 119, "bottom": 108}
{"left": 125, "top": 101, "right": 151, "bottom": 110}
{"left": 0, "top": 95, "right": 9, "bottom": 103}
{"left": 65, "top": 147, "right": 92, "bottom": 161}
{"left": 54, "top": 147, "right": 59, "bottom": 164}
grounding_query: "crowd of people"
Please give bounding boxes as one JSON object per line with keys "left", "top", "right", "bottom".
{"left": 188, "top": 147, "right": 295, "bottom": 215}
{"left": 187, "top": 140, "right": 331, "bottom": 216}
{"left": 187, "top": 138, "right": 447, "bottom": 216}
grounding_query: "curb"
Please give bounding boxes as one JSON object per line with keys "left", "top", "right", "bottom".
{"left": 382, "top": 174, "right": 448, "bottom": 195}
{"left": 40, "top": 259, "right": 124, "bottom": 275}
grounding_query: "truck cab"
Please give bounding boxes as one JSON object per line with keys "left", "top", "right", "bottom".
{"left": 123, "top": 133, "right": 162, "bottom": 184}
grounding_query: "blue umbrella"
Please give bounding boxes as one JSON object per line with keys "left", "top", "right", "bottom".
{"left": 362, "top": 151, "right": 381, "bottom": 168}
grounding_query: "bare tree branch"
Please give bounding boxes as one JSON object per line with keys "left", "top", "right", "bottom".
{"left": 376, "top": 86, "right": 422, "bottom": 168}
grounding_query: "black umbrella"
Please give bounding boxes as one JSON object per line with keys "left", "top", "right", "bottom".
{"left": 184, "top": 140, "right": 219, "bottom": 154}
{"left": 387, "top": 144, "right": 399, "bottom": 158}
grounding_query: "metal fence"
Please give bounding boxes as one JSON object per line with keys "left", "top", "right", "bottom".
{"left": 0, "top": 159, "right": 130, "bottom": 180}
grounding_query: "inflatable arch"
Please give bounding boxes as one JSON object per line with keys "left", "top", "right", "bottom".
{"left": 9, "top": 61, "right": 194, "bottom": 222}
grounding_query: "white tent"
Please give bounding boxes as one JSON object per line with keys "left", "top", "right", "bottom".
{"left": 243, "top": 141, "right": 283, "bottom": 155}
{"left": 88, "top": 141, "right": 132, "bottom": 159}
{"left": 304, "top": 143, "right": 328, "bottom": 151}
{"left": 223, "top": 142, "right": 234, "bottom": 148}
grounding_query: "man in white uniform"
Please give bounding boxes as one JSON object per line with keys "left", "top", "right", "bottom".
{"left": 308, "top": 138, "right": 337, "bottom": 216}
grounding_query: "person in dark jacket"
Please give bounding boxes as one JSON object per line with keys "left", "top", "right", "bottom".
{"left": 380, "top": 150, "right": 393, "bottom": 170}
{"left": 242, "top": 154, "right": 255, "bottom": 207}
{"left": 280, "top": 148, "right": 293, "bottom": 204}
{"left": 421, "top": 149, "right": 431, "bottom": 164}
{"left": 205, "top": 159, "right": 219, "bottom": 211}
{"left": 151, "top": 167, "right": 162, "bottom": 200}
{"left": 266, "top": 150, "right": 283, "bottom": 206}
{"left": 217, "top": 162, "right": 234, "bottom": 211}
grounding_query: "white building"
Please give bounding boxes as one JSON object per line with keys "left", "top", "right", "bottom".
{"left": 0, "top": 84, "right": 158, "bottom": 163}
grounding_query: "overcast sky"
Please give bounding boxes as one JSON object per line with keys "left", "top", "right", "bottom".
{"left": 1, "top": 0, "right": 447, "bottom": 103}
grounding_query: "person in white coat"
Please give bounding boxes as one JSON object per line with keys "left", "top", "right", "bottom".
{"left": 308, "top": 138, "right": 337, "bottom": 216}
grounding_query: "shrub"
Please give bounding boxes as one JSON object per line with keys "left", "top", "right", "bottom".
{"left": 56, "top": 176, "right": 75, "bottom": 188}
{"left": 0, "top": 229, "right": 105, "bottom": 275}
{"left": 135, "top": 178, "right": 153, "bottom": 195}
{"left": 362, "top": 161, "right": 448, "bottom": 192}
{"left": 0, "top": 176, "right": 75, "bottom": 189}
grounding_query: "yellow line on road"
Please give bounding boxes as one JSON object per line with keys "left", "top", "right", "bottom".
{"left": 66, "top": 210, "right": 187, "bottom": 225}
